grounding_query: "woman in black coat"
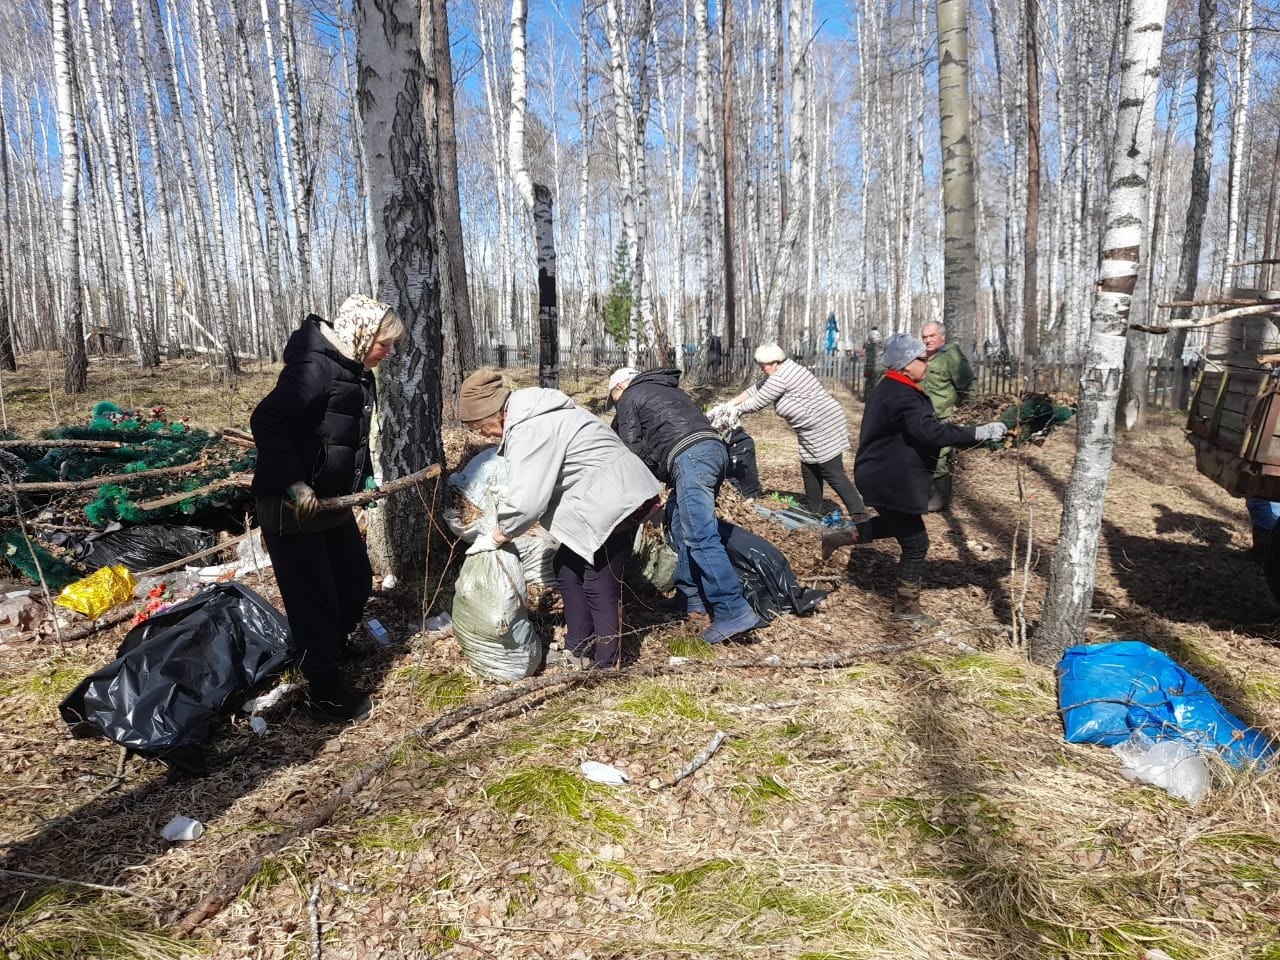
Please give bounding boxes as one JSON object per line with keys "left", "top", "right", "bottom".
{"left": 821, "top": 333, "right": 1006, "bottom": 626}
{"left": 251, "top": 295, "right": 404, "bottom": 722}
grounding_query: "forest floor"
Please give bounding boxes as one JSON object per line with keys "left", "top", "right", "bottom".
{"left": 2, "top": 356, "right": 1280, "bottom": 960}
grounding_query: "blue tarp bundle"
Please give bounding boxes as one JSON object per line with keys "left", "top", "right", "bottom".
{"left": 1057, "top": 640, "right": 1275, "bottom": 767}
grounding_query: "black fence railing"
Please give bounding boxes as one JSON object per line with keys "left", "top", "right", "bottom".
{"left": 477, "top": 344, "right": 1185, "bottom": 408}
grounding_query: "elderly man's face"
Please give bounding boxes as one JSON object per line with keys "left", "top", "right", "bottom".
{"left": 921, "top": 325, "right": 946, "bottom": 357}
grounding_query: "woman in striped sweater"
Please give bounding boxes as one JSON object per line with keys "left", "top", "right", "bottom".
{"left": 726, "top": 343, "right": 866, "bottom": 520}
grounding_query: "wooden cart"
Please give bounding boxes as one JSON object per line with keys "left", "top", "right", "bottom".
{"left": 1185, "top": 288, "right": 1280, "bottom": 596}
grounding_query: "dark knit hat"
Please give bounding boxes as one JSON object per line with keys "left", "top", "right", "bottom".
{"left": 459, "top": 368, "right": 510, "bottom": 423}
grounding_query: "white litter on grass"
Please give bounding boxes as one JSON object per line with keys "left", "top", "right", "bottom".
{"left": 667, "top": 656, "right": 689, "bottom": 666}
{"left": 381, "top": 574, "right": 398, "bottom": 590}
{"left": 425, "top": 611, "right": 452, "bottom": 632}
{"left": 242, "top": 682, "right": 300, "bottom": 714}
{"left": 580, "top": 761, "right": 630, "bottom": 786}
{"left": 249, "top": 716, "right": 269, "bottom": 735}
{"left": 160, "top": 815, "right": 204, "bottom": 841}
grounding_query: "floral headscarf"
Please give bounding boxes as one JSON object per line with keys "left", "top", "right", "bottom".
{"left": 322, "top": 294, "right": 393, "bottom": 363}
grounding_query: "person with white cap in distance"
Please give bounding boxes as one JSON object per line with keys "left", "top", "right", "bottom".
{"left": 608, "top": 366, "right": 760, "bottom": 645}
{"left": 821, "top": 333, "right": 1007, "bottom": 628}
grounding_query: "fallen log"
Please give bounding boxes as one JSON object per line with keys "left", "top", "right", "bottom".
{"left": 11, "top": 459, "right": 207, "bottom": 494}
{"left": 136, "top": 474, "right": 254, "bottom": 511}
{"left": 0, "top": 439, "right": 125, "bottom": 450}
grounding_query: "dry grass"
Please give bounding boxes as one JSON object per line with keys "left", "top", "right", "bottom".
{"left": 2, "top": 357, "right": 1280, "bottom": 959}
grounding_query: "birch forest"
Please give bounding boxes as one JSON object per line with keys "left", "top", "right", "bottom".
{"left": 4, "top": 0, "right": 1278, "bottom": 384}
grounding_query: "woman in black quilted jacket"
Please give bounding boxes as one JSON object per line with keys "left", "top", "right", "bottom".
{"left": 251, "top": 295, "right": 404, "bottom": 722}
{"left": 821, "top": 333, "right": 1006, "bottom": 627}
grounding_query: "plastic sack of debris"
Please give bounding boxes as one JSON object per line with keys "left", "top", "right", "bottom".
{"left": 725, "top": 428, "right": 763, "bottom": 498}
{"left": 624, "top": 523, "right": 678, "bottom": 595}
{"left": 718, "top": 520, "right": 826, "bottom": 620}
{"left": 54, "top": 564, "right": 137, "bottom": 619}
{"left": 59, "top": 582, "right": 292, "bottom": 777}
{"left": 1112, "top": 730, "right": 1211, "bottom": 803}
{"left": 514, "top": 526, "right": 558, "bottom": 588}
{"left": 63, "top": 523, "right": 217, "bottom": 573}
{"left": 443, "top": 448, "right": 508, "bottom": 542}
{"left": 1057, "top": 640, "right": 1276, "bottom": 767}
{"left": 450, "top": 544, "right": 541, "bottom": 681}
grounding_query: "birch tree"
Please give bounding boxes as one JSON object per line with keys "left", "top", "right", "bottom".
{"left": 936, "top": 0, "right": 978, "bottom": 352}
{"left": 1032, "top": 0, "right": 1168, "bottom": 666}
{"left": 356, "top": 0, "right": 444, "bottom": 580}
{"left": 52, "top": 0, "right": 85, "bottom": 392}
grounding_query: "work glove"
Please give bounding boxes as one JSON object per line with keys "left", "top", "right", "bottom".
{"left": 466, "top": 531, "right": 503, "bottom": 555}
{"left": 973, "top": 422, "right": 1008, "bottom": 443}
{"left": 287, "top": 481, "right": 319, "bottom": 521}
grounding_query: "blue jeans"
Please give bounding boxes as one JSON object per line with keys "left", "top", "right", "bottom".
{"left": 668, "top": 440, "right": 753, "bottom": 620}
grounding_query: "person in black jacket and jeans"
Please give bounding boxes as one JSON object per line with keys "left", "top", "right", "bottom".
{"left": 821, "top": 333, "right": 1006, "bottom": 626}
{"left": 608, "top": 367, "right": 759, "bottom": 645}
{"left": 251, "top": 295, "right": 405, "bottom": 722}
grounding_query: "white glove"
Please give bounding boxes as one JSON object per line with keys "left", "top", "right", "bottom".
{"left": 287, "top": 481, "right": 319, "bottom": 521}
{"left": 466, "top": 531, "right": 502, "bottom": 555}
{"left": 974, "top": 422, "right": 1008, "bottom": 442}
{"left": 707, "top": 403, "right": 739, "bottom": 432}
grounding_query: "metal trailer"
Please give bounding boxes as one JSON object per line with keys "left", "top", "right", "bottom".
{"left": 1185, "top": 287, "right": 1280, "bottom": 598}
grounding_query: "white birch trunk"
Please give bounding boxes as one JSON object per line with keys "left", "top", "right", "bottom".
{"left": 1033, "top": 0, "right": 1168, "bottom": 665}
{"left": 52, "top": 0, "right": 85, "bottom": 390}
{"left": 1220, "top": 0, "right": 1252, "bottom": 291}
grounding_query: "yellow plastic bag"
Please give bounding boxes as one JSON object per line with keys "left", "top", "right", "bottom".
{"left": 54, "top": 564, "right": 137, "bottom": 620}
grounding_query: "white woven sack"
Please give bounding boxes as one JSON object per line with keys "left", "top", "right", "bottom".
{"left": 450, "top": 544, "right": 542, "bottom": 681}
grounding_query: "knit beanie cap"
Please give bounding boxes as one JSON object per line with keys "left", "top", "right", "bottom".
{"left": 883, "top": 333, "right": 928, "bottom": 371}
{"left": 459, "top": 368, "right": 510, "bottom": 423}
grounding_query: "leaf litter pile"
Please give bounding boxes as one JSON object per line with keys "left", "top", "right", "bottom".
{"left": 2, "top": 365, "right": 1280, "bottom": 960}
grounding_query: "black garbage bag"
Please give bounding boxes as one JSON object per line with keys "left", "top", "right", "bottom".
{"left": 59, "top": 582, "right": 292, "bottom": 777}
{"left": 718, "top": 520, "right": 826, "bottom": 620}
{"left": 61, "top": 524, "right": 218, "bottom": 573}
{"left": 725, "top": 428, "right": 763, "bottom": 498}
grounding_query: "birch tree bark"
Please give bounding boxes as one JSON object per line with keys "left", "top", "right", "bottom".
{"left": 695, "top": 0, "right": 715, "bottom": 351}
{"left": 0, "top": 100, "right": 15, "bottom": 372}
{"left": 534, "top": 184, "right": 559, "bottom": 388}
{"left": 721, "top": 0, "right": 737, "bottom": 358}
{"left": 1170, "top": 0, "right": 1216, "bottom": 410}
{"left": 1023, "top": 0, "right": 1041, "bottom": 360}
{"left": 936, "top": 0, "right": 978, "bottom": 353}
{"left": 356, "top": 0, "right": 444, "bottom": 580}
{"left": 1220, "top": 0, "right": 1252, "bottom": 291}
{"left": 52, "top": 0, "right": 86, "bottom": 392}
{"left": 1032, "top": 0, "right": 1168, "bottom": 666}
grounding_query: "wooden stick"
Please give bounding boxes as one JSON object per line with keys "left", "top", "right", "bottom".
{"left": 668, "top": 731, "right": 727, "bottom": 786}
{"left": 217, "top": 428, "right": 256, "bottom": 449}
{"left": 11, "top": 459, "right": 206, "bottom": 494}
{"left": 1157, "top": 296, "right": 1278, "bottom": 308}
{"left": 136, "top": 474, "right": 253, "bottom": 511}
{"left": 0, "top": 439, "right": 124, "bottom": 450}
{"left": 138, "top": 530, "right": 254, "bottom": 578}
{"left": 0, "top": 868, "right": 165, "bottom": 906}
{"left": 1131, "top": 302, "right": 1280, "bottom": 335}
{"left": 315, "top": 464, "right": 442, "bottom": 512}
{"left": 54, "top": 605, "right": 135, "bottom": 644}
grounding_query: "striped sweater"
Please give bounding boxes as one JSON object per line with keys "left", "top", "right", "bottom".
{"left": 737, "top": 358, "right": 850, "bottom": 463}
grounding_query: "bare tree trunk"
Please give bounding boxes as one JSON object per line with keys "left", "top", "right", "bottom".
{"left": 278, "top": 0, "right": 313, "bottom": 305}
{"left": 0, "top": 101, "right": 15, "bottom": 372}
{"left": 356, "top": 0, "right": 445, "bottom": 581}
{"left": 695, "top": 0, "right": 715, "bottom": 352}
{"left": 427, "top": 0, "right": 474, "bottom": 373}
{"left": 721, "top": 0, "right": 737, "bottom": 357}
{"left": 1033, "top": 0, "right": 1168, "bottom": 666}
{"left": 1170, "top": 0, "right": 1217, "bottom": 411}
{"left": 936, "top": 0, "right": 978, "bottom": 353}
{"left": 1220, "top": 0, "right": 1252, "bottom": 292}
{"left": 534, "top": 184, "right": 559, "bottom": 388}
{"left": 1023, "top": 0, "right": 1041, "bottom": 360}
{"left": 52, "top": 0, "right": 86, "bottom": 393}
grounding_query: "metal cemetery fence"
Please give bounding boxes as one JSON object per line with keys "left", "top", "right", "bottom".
{"left": 477, "top": 343, "right": 1185, "bottom": 410}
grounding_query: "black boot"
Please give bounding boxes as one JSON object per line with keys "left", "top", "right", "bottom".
{"left": 1248, "top": 527, "right": 1270, "bottom": 563}
{"left": 889, "top": 581, "right": 937, "bottom": 629}
{"left": 306, "top": 676, "right": 372, "bottom": 724}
